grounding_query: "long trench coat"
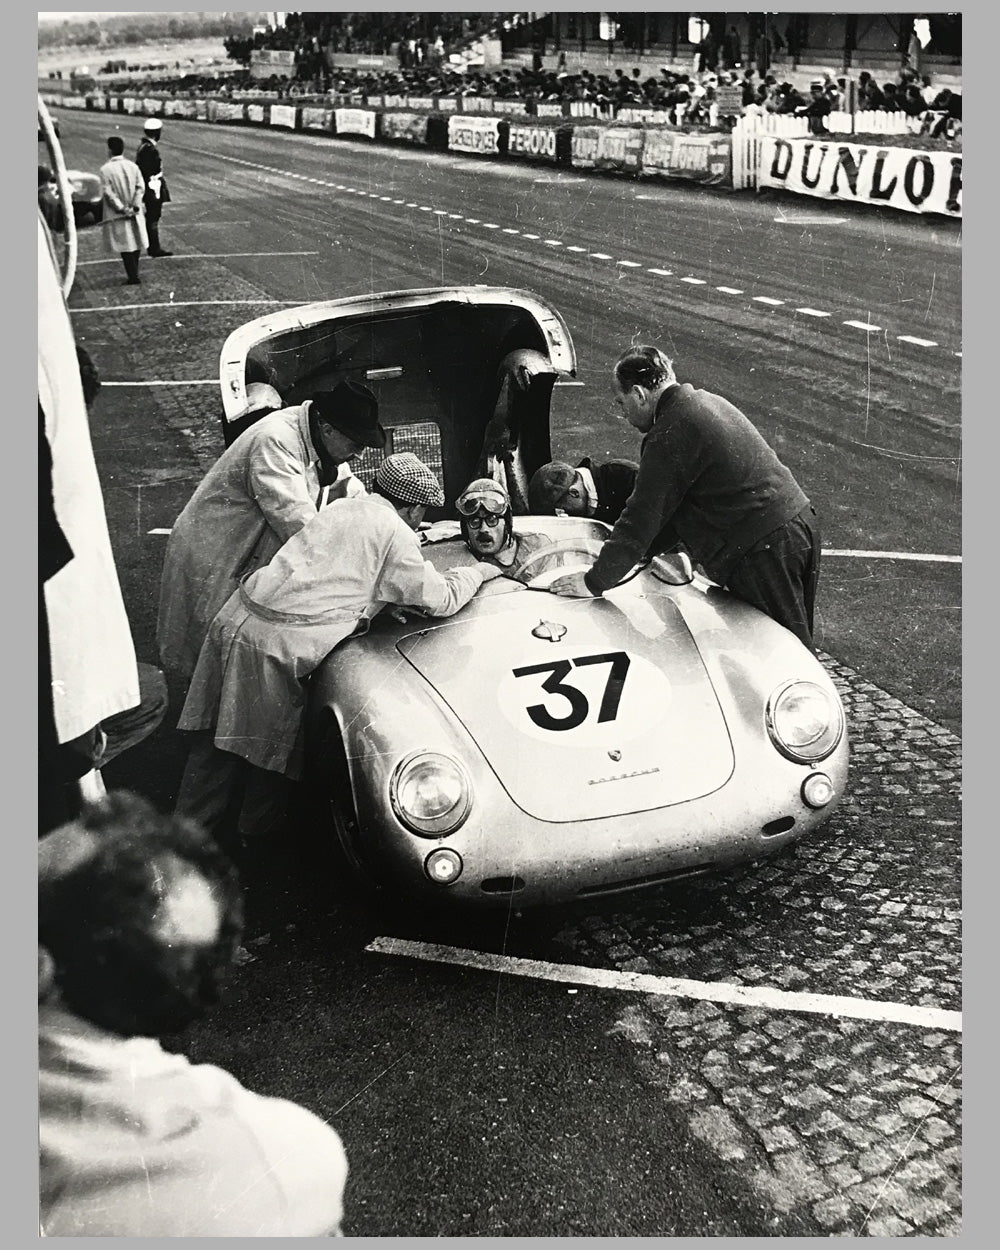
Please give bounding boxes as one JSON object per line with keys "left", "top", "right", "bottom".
{"left": 156, "top": 402, "right": 363, "bottom": 687}
{"left": 178, "top": 495, "right": 488, "bottom": 778}
{"left": 99, "top": 155, "right": 148, "bottom": 255}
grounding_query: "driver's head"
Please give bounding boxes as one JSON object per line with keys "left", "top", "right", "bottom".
{"left": 528, "top": 462, "right": 593, "bottom": 516}
{"left": 456, "top": 477, "right": 513, "bottom": 557}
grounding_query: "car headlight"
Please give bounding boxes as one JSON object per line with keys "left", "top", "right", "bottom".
{"left": 766, "top": 680, "right": 844, "bottom": 763}
{"left": 390, "top": 751, "right": 472, "bottom": 837}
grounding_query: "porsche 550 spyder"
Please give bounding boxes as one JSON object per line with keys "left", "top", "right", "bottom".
{"left": 218, "top": 286, "right": 848, "bottom": 907}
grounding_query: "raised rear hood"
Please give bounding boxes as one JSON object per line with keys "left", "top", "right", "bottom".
{"left": 396, "top": 594, "right": 735, "bottom": 823}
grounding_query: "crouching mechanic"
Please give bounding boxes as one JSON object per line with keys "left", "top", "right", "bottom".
{"left": 528, "top": 456, "right": 638, "bottom": 525}
{"left": 38, "top": 792, "right": 348, "bottom": 1236}
{"left": 176, "top": 454, "right": 503, "bottom": 835}
{"left": 456, "top": 477, "right": 555, "bottom": 580}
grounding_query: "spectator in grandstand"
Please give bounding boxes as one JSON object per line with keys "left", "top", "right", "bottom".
{"left": 796, "top": 80, "right": 832, "bottom": 133}
{"left": 135, "top": 118, "right": 173, "bottom": 257}
{"left": 880, "top": 82, "right": 901, "bottom": 112}
{"left": 901, "top": 84, "right": 928, "bottom": 118}
{"left": 857, "top": 71, "right": 884, "bottom": 111}
{"left": 38, "top": 792, "right": 350, "bottom": 1236}
{"left": 99, "top": 135, "right": 147, "bottom": 286}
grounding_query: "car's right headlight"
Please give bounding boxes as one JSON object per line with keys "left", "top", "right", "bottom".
{"left": 766, "top": 680, "right": 844, "bottom": 763}
{"left": 390, "top": 751, "right": 472, "bottom": 837}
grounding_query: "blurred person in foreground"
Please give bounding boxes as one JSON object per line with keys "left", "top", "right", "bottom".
{"left": 38, "top": 792, "right": 348, "bottom": 1236}
{"left": 176, "top": 453, "right": 502, "bottom": 839}
{"left": 547, "top": 345, "right": 820, "bottom": 651}
{"left": 99, "top": 134, "right": 147, "bottom": 285}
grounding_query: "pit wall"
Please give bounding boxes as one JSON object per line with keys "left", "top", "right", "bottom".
{"left": 44, "top": 91, "right": 961, "bottom": 219}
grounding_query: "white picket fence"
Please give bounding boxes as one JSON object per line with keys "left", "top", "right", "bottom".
{"left": 732, "top": 111, "right": 922, "bottom": 189}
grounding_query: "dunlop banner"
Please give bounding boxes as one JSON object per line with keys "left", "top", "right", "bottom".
{"left": 759, "top": 137, "right": 962, "bottom": 217}
{"left": 507, "top": 123, "right": 558, "bottom": 162}
{"left": 301, "top": 107, "right": 332, "bottom": 132}
{"left": 380, "top": 112, "right": 429, "bottom": 144}
{"left": 269, "top": 103, "right": 298, "bottom": 130}
{"left": 640, "top": 131, "right": 732, "bottom": 185}
{"left": 334, "top": 108, "right": 376, "bottom": 138}
{"left": 447, "top": 115, "right": 502, "bottom": 156}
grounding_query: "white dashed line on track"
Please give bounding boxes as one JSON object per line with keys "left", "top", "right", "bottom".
{"left": 502, "top": 228, "right": 520, "bottom": 234}
{"left": 649, "top": 268, "right": 674, "bottom": 277}
{"left": 367, "top": 938, "right": 962, "bottom": 1033}
{"left": 825, "top": 549, "right": 961, "bottom": 563}
{"left": 898, "top": 335, "right": 939, "bottom": 347}
{"left": 844, "top": 319, "right": 882, "bottom": 332}
{"left": 465, "top": 218, "right": 480, "bottom": 224}
{"left": 566, "top": 245, "right": 588, "bottom": 253}
{"left": 617, "top": 260, "right": 642, "bottom": 268}
{"left": 753, "top": 295, "right": 785, "bottom": 306}
{"left": 796, "top": 307, "right": 831, "bottom": 317}
{"left": 681, "top": 277, "right": 707, "bottom": 285}
{"left": 482, "top": 222, "right": 500, "bottom": 229}
{"left": 448, "top": 213, "right": 463, "bottom": 219}
{"left": 716, "top": 285, "right": 742, "bottom": 294}
{"left": 590, "top": 252, "right": 613, "bottom": 260}
{"left": 522, "top": 233, "right": 540, "bottom": 239}
{"left": 148, "top": 528, "right": 172, "bottom": 536}
{"left": 544, "top": 239, "right": 563, "bottom": 246}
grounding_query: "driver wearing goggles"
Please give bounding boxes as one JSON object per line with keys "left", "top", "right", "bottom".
{"left": 456, "top": 478, "right": 552, "bottom": 577}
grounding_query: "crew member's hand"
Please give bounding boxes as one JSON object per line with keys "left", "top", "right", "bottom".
{"left": 547, "top": 571, "right": 596, "bottom": 598}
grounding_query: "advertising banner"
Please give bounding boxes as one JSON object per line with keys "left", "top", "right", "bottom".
{"left": 436, "top": 97, "right": 458, "bottom": 112}
{"left": 507, "top": 123, "right": 558, "bottom": 162}
{"left": 759, "top": 137, "right": 962, "bottom": 217}
{"left": 210, "top": 101, "right": 246, "bottom": 123}
{"left": 334, "top": 108, "right": 376, "bottom": 138}
{"left": 247, "top": 103, "right": 266, "bottom": 124}
{"left": 447, "top": 115, "right": 502, "bottom": 156}
{"left": 193, "top": 100, "right": 208, "bottom": 121}
{"left": 141, "top": 97, "right": 161, "bottom": 117}
{"left": 269, "top": 103, "right": 298, "bottom": 130}
{"left": 122, "top": 96, "right": 140, "bottom": 114}
{"left": 461, "top": 97, "right": 494, "bottom": 113}
{"left": 380, "top": 112, "right": 429, "bottom": 145}
{"left": 301, "top": 106, "right": 332, "bottom": 132}
{"left": 572, "top": 126, "right": 644, "bottom": 172}
{"left": 640, "top": 132, "right": 732, "bottom": 185}
{"left": 407, "top": 96, "right": 435, "bottom": 111}
{"left": 250, "top": 49, "right": 295, "bottom": 80}
{"left": 536, "top": 103, "right": 567, "bottom": 120}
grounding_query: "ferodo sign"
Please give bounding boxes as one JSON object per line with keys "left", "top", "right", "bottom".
{"left": 335, "top": 108, "right": 376, "bottom": 138}
{"left": 508, "top": 123, "right": 557, "bottom": 160}
{"left": 641, "top": 132, "right": 732, "bottom": 185}
{"left": 448, "top": 115, "right": 501, "bottom": 155}
{"left": 760, "top": 137, "right": 962, "bottom": 217}
{"left": 381, "top": 112, "right": 429, "bottom": 144}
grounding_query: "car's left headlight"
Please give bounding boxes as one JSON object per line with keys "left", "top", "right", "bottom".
{"left": 390, "top": 751, "right": 472, "bottom": 837}
{"left": 766, "top": 680, "right": 844, "bottom": 763}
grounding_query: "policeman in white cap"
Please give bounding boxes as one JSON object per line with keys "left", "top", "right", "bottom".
{"left": 175, "top": 453, "right": 502, "bottom": 838}
{"left": 135, "top": 117, "right": 173, "bottom": 257}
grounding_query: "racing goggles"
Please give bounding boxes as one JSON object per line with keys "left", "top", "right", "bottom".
{"left": 456, "top": 488, "right": 509, "bottom": 519}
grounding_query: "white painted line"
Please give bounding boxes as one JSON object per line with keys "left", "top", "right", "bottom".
{"left": 393, "top": 199, "right": 405, "bottom": 205}
{"left": 681, "top": 277, "right": 707, "bottom": 285}
{"left": 796, "top": 307, "right": 831, "bottom": 317}
{"left": 405, "top": 202, "right": 418, "bottom": 208}
{"left": 617, "top": 260, "right": 642, "bottom": 268}
{"left": 898, "top": 335, "right": 939, "bottom": 348}
{"left": 367, "top": 938, "right": 962, "bottom": 1033}
{"left": 419, "top": 206, "right": 433, "bottom": 212}
{"left": 544, "top": 239, "right": 563, "bottom": 246}
{"left": 522, "top": 233, "right": 540, "bottom": 240}
{"left": 590, "top": 252, "right": 613, "bottom": 260}
{"left": 715, "top": 285, "right": 742, "bottom": 294}
{"left": 502, "top": 228, "right": 520, "bottom": 234}
{"left": 482, "top": 223, "right": 500, "bottom": 229}
{"left": 844, "top": 319, "right": 882, "bottom": 332}
{"left": 648, "top": 268, "right": 673, "bottom": 277}
{"left": 380, "top": 196, "right": 392, "bottom": 201}
{"left": 448, "top": 213, "right": 463, "bottom": 219}
{"left": 148, "top": 527, "right": 172, "bottom": 535}
{"left": 77, "top": 251, "right": 318, "bottom": 265}
{"left": 955, "top": 350, "right": 962, "bottom": 358}
{"left": 554, "top": 380, "right": 585, "bottom": 387}
{"left": 825, "top": 549, "right": 961, "bottom": 563}
{"left": 753, "top": 295, "right": 785, "bottom": 306}
{"left": 72, "top": 300, "right": 302, "bottom": 313}
{"left": 433, "top": 209, "right": 449, "bottom": 215}
{"left": 566, "top": 245, "right": 587, "bottom": 253}
{"left": 775, "top": 215, "right": 848, "bottom": 225}
{"left": 465, "top": 218, "right": 481, "bottom": 224}
{"left": 101, "top": 380, "right": 218, "bottom": 387}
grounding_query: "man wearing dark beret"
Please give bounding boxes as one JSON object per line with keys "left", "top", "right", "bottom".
{"left": 157, "top": 379, "right": 384, "bottom": 701}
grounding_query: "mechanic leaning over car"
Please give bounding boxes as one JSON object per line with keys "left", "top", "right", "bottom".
{"left": 174, "top": 453, "right": 504, "bottom": 841}
{"left": 39, "top": 792, "right": 349, "bottom": 1236}
{"left": 528, "top": 456, "right": 639, "bottom": 525}
{"left": 156, "top": 381, "right": 375, "bottom": 702}
{"left": 547, "top": 345, "right": 821, "bottom": 651}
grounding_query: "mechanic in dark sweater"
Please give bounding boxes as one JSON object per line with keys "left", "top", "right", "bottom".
{"left": 548, "top": 345, "right": 820, "bottom": 650}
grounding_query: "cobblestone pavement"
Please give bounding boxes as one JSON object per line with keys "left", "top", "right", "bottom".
{"left": 551, "top": 662, "right": 962, "bottom": 1236}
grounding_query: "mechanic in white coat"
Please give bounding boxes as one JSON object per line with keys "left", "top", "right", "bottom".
{"left": 157, "top": 380, "right": 379, "bottom": 699}
{"left": 175, "top": 453, "right": 503, "bottom": 838}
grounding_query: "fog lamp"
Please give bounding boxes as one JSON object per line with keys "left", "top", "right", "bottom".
{"left": 425, "top": 848, "right": 463, "bottom": 885}
{"left": 801, "top": 772, "right": 835, "bottom": 808}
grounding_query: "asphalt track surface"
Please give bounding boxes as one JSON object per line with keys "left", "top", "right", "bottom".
{"left": 57, "top": 109, "right": 961, "bottom": 1236}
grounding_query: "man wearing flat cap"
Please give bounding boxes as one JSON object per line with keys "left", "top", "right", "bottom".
{"left": 157, "top": 380, "right": 383, "bottom": 700}
{"left": 135, "top": 118, "right": 173, "bottom": 257}
{"left": 528, "top": 457, "right": 638, "bottom": 526}
{"left": 176, "top": 453, "right": 502, "bottom": 836}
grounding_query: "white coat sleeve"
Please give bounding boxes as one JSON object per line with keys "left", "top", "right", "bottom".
{"left": 375, "top": 525, "right": 487, "bottom": 617}
{"left": 246, "top": 430, "right": 321, "bottom": 542}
